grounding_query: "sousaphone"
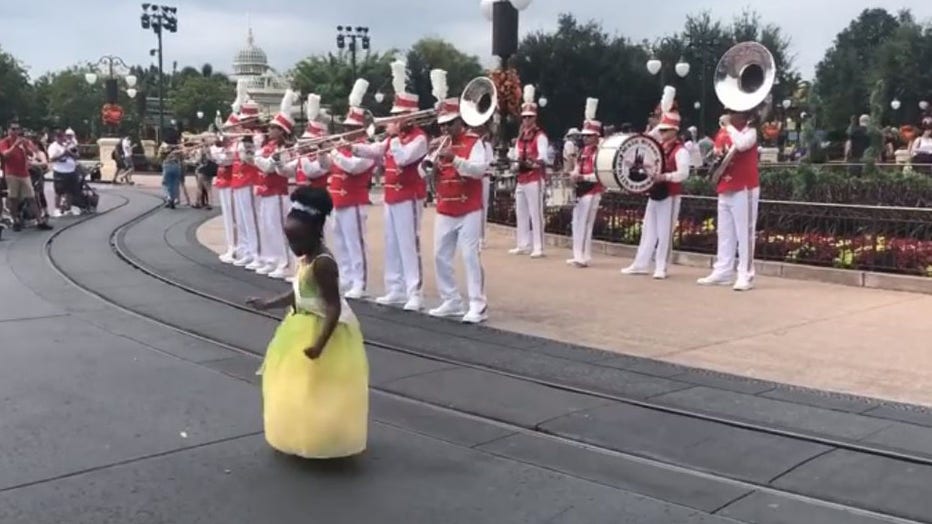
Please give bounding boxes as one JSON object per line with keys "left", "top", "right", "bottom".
{"left": 709, "top": 41, "right": 776, "bottom": 183}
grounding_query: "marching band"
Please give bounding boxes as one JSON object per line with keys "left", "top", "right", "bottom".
{"left": 190, "top": 41, "right": 771, "bottom": 325}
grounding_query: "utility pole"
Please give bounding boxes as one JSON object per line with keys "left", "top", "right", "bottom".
{"left": 336, "top": 26, "right": 370, "bottom": 84}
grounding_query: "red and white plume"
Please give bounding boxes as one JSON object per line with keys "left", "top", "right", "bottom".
{"left": 280, "top": 89, "right": 298, "bottom": 114}
{"left": 585, "top": 98, "right": 598, "bottom": 121}
{"left": 430, "top": 69, "right": 448, "bottom": 104}
{"left": 391, "top": 59, "right": 408, "bottom": 95}
{"left": 661, "top": 85, "right": 676, "bottom": 113}
{"left": 232, "top": 79, "right": 248, "bottom": 113}
{"left": 523, "top": 84, "right": 536, "bottom": 105}
{"left": 348, "top": 78, "right": 369, "bottom": 107}
{"left": 306, "top": 93, "right": 321, "bottom": 121}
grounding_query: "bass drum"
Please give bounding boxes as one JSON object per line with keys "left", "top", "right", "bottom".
{"left": 546, "top": 175, "right": 575, "bottom": 207}
{"left": 594, "top": 133, "right": 665, "bottom": 194}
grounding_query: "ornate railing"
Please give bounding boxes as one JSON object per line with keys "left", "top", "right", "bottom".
{"left": 488, "top": 188, "right": 932, "bottom": 277}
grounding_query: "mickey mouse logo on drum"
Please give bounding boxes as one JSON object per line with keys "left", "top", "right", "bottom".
{"left": 614, "top": 134, "right": 665, "bottom": 194}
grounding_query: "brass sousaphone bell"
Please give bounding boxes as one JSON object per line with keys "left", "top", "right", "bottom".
{"left": 709, "top": 41, "right": 776, "bottom": 183}
{"left": 421, "top": 76, "right": 498, "bottom": 175}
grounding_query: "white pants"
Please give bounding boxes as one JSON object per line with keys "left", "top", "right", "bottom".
{"left": 712, "top": 188, "right": 760, "bottom": 281}
{"left": 217, "top": 187, "right": 236, "bottom": 255}
{"left": 331, "top": 205, "right": 368, "bottom": 292}
{"left": 257, "top": 194, "right": 289, "bottom": 268}
{"left": 515, "top": 180, "right": 544, "bottom": 253}
{"left": 383, "top": 199, "right": 423, "bottom": 299}
{"left": 571, "top": 192, "right": 601, "bottom": 264}
{"left": 481, "top": 177, "right": 491, "bottom": 243}
{"left": 434, "top": 210, "right": 486, "bottom": 315}
{"left": 631, "top": 196, "right": 682, "bottom": 273}
{"left": 232, "top": 186, "right": 260, "bottom": 259}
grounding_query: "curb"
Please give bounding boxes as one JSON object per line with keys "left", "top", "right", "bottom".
{"left": 486, "top": 223, "right": 932, "bottom": 295}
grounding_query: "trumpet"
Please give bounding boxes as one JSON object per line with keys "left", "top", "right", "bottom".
{"left": 420, "top": 134, "right": 452, "bottom": 176}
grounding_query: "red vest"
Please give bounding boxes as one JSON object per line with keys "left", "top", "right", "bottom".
{"left": 578, "top": 144, "right": 604, "bottom": 197}
{"left": 255, "top": 140, "right": 289, "bottom": 197}
{"left": 436, "top": 133, "right": 483, "bottom": 217}
{"left": 212, "top": 144, "right": 233, "bottom": 188}
{"left": 383, "top": 128, "right": 428, "bottom": 204}
{"left": 661, "top": 141, "right": 684, "bottom": 197}
{"left": 328, "top": 143, "right": 373, "bottom": 208}
{"left": 231, "top": 144, "right": 260, "bottom": 189}
{"left": 715, "top": 125, "right": 759, "bottom": 194}
{"left": 295, "top": 154, "right": 329, "bottom": 189}
{"left": 516, "top": 128, "right": 546, "bottom": 184}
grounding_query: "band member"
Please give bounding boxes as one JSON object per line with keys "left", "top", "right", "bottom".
{"left": 352, "top": 60, "right": 428, "bottom": 311}
{"left": 230, "top": 95, "right": 265, "bottom": 268}
{"left": 562, "top": 127, "right": 581, "bottom": 173}
{"left": 509, "top": 84, "right": 549, "bottom": 258}
{"left": 422, "top": 98, "right": 489, "bottom": 324}
{"left": 622, "top": 86, "right": 691, "bottom": 279}
{"left": 567, "top": 98, "right": 603, "bottom": 268}
{"left": 697, "top": 108, "right": 759, "bottom": 291}
{"left": 213, "top": 106, "right": 242, "bottom": 263}
{"left": 328, "top": 79, "right": 376, "bottom": 299}
{"left": 291, "top": 94, "right": 330, "bottom": 190}
{"left": 252, "top": 90, "right": 299, "bottom": 280}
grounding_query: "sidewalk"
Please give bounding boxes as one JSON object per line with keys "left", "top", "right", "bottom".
{"left": 191, "top": 186, "right": 932, "bottom": 406}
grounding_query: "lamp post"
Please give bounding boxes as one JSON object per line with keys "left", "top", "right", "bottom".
{"left": 140, "top": 3, "right": 178, "bottom": 143}
{"left": 336, "top": 26, "right": 370, "bottom": 80}
{"left": 84, "top": 55, "right": 136, "bottom": 137}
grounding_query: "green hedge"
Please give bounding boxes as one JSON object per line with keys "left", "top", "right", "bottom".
{"left": 682, "top": 166, "right": 932, "bottom": 207}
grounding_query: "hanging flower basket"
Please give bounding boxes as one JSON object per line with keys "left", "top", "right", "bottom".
{"left": 489, "top": 68, "right": 522, "bottom": 117}
{"left": 102, "top": 103, "right": 124, "bottom": 126}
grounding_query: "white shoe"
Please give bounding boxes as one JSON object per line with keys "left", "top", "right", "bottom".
{"left": 233, "top": 256, "right": 254, "bottom": 267}
{"left": 697, "top": 274, "right": 734, "bottom": 286}
{"left": 621, "top": 265, "right": 649, "bottom": 275}
{"left": 462, "top": 310, "right": 488, "bottom": 324}
{"left": 529, "top": 251, "right": 544, "bottom": 259}
{"left": 285, "top": 276, "right": 296, "bottom": 284}
{"left": 429, "top": 300, "right": 466, "bottom": 318}
{"left": 508, "top": 248, "right": 529, "bottom": 255}
{"left": 733, "top": 278, "right": 754, "bottom": 291}
{"left": 256, "top": 262, "right": 277, "bottom": 275}
{"left": 403, "top": 296, "right": 423, "bottom": 312}
{"left": 375, "top": 293, "right": 407, "bottom": 306}
{"left": 652, "top": 269, "right": 668, "bottom": 280}
{"left": 344, "top": 288, "right": 366, "bottom": 300}
{"left": 219, "top": 251, "right": 236, "bottom": 264}
{"left": 245, "top": 259, "right": 265, "bottom": 271}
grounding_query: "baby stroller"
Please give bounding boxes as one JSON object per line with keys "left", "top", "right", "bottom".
{"left": 70, "top": 171, "right": 99, "bottom": 214}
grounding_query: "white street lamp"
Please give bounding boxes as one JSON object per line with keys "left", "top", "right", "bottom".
{"left": 646, "top": 58, "right": 662, "bottom": 76}
{"left": 674, "top": 59, "right": 690, "bottom": 78}
{"left": 891, "top": 99, "right": 902, "bottom": 111}
{"left": 538, "top": 96, "right": 548, "bottom": 108}
{"left": 782, "top": 99, "right": 792, "bottom": 110}
{"left": 196, "top": 110, "right": 204, "bottom": 119}
{"left": 479, "top": 0, "right": 494, "bottom": 20}
{"left": 693, "top": 101, "right": 701, "bottom": 110}
{"left": 125, "top": 75, "right": 137, "bottom": 88}
{"left": 126, "top": 88, "right": 138, "bottom": 99}
{"left": 84, "top": 73, "right": 98, "bottom": 85}
{"left": 921, "top": 100, "right": 929, "bottom": 111}
{"left": 509, "top": 0, "right": 532, "bottom": 10}
{"left": 374, "top": 92, "right": 385, "bottom": 103}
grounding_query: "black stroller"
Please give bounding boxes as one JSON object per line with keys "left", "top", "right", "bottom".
{"left": 70, "top": 169, "right": 99, "bottom": 214}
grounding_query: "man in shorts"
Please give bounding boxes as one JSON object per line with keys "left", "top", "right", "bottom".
{"left": 48, "top": 128, "right": 79, "bottom": 216}
{"left": 0, "top": 123, "right": 52, "bottom": 231}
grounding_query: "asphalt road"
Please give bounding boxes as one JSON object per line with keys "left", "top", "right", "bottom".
{"left": 0, "top": 187, "right": 928, "bottom": 523}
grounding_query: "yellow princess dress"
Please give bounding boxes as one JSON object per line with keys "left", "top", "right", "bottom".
{"left": 257, "top": 254, "right": 369, "bottom": 458}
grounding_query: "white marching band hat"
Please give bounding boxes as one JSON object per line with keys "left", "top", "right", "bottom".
{"left": 655, "top": 85, "right": 681, "bottom": 131}
{"left": 520, "top": 84, "right": 538, "bottom": 117}
{"left": 390, "top": 59, "right": 418, "bottom": 114}
{"left": 270, "top": 89, "right": 298, "bottom": 135}
{"left": 303, "top": 94, "right": 327, "bottom": 138}
{"left": 344, "top": 79, "right": 369, "bottom": 127}
{"left": 581, "top": 97, "right": 601, "bottom": 135}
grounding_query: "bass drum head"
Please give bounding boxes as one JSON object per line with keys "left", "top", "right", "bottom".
{"left": 595, "top": 133, "right": 665, "bottom": 194}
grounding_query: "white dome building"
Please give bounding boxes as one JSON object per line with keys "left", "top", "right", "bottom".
{"left": 232, "top": 28, "right": 293, "bottom": 119}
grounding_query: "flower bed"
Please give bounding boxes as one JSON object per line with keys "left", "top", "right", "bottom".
{"left": 488, "top": 184, "right": 932, "bottom": 276}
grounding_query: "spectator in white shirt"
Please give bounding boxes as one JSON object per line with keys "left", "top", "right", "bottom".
{"left": 47, "top": 128, "right": 79, "bottom": 216}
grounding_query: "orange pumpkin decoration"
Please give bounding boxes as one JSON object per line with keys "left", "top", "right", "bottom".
{"left": 900, "top": 125, "right": 917, "bottom": 143}
{"left": 102, "top": 103, "right": 124, "bottom": 126}
{"left": 762, "top": 121, "right": 781, "bottom": 141}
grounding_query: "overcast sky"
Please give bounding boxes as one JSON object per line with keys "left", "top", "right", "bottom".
{"left": 2, "top": 1, "right": 930, "bottom": 81}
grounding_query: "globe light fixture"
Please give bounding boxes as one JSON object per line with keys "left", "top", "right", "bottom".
{"left": 85, "top": 73, "right": 98, "bottom": 85}
{"left": 782, "top": 99, "right": 792, "bottom": 110}
{"left": 126, "top": 88, "right": 138, "bottom": 99}
{"left": 674, "top": 59, "right": 690, "bottom": 78}
{"left": 125, "top": 75, "right": 137, "bottom": 88}
{"left": 921, "top": 100, "right": 929, "bottom": 111}
{"left": 646, "top": 58, "right": 662, "bottom": 76}
{"left": 891, "top": 99, "right": 902, "bottom": 111}
{"left": 196, "top": 110, "right": 204, "bottom": 119}
{"left": 509, "top": 0, "right": 533, "bottom": 10}
{"left": 374, "top": 92, "right": 385, "bottom": 103}
{"left": 538, "top": 96, "right": 548, "bottom": 108}
{"left": 693, "top": 101, "right": 701, "bottom": 110}
{"left": 479, "top": 0, "right": 495, "bottom": 21}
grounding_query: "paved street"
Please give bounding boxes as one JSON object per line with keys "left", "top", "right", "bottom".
{"left": 1, "top": 184, "right": 931, "bottom": 523}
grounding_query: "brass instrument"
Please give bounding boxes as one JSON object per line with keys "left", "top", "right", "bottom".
{"left": 419, "top": 76, "right": 498, "bottom": 176}
{"left": 709, "top": 41, "right": 776, "bottom": 184}
{"left": 420, "top": 135, "right": 452, "bottom": 176}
